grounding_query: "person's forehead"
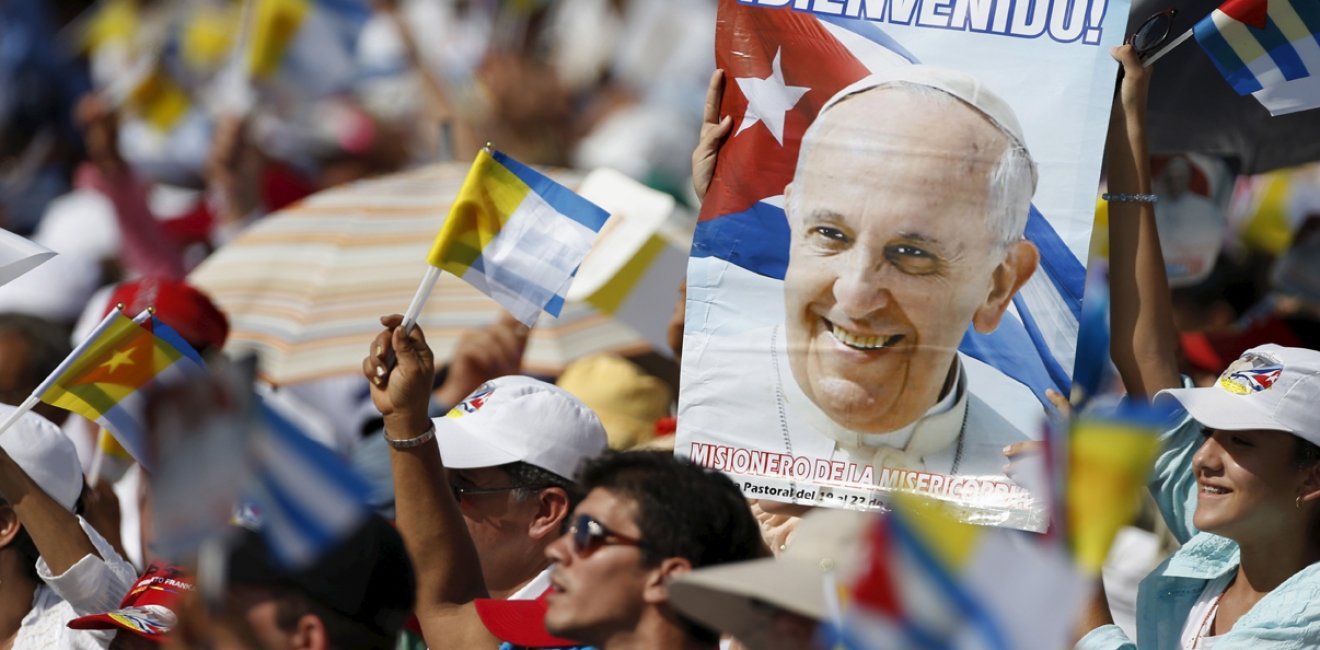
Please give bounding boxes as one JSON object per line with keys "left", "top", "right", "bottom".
{"left": 805, "top": 88, "right": 1008, "bottom": 167}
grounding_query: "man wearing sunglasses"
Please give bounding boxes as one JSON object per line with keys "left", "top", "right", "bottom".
{"left": 534, "top": 451, "right": 765, "bottom": 649}
{"left": 364, "top": 315, "right": 608, "bottom": 650}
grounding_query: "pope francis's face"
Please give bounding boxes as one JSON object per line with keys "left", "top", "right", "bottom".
{"left": 783, "top": 87, "right": 1037, "bottom": 433}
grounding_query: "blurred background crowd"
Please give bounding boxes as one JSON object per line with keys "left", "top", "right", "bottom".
{"left": 2, "top": 0, "right": 1320, "bottom": 647}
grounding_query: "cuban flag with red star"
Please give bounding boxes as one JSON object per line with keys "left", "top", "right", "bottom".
{"left": 693, "top": 0, "right": 1085, "bottom": 402}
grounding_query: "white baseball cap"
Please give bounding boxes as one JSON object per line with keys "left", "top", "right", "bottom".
{"left": 1159, "top": 344, "right": 1320, "bottom": 444}
{"left": 667, "top": 508, "right": 872, "bottom": 648}
{"left": 434, "top": 376, "right": 607, "bottom": 480}
{"left": 0, "top": 404, "right": 83, "bottom": 512}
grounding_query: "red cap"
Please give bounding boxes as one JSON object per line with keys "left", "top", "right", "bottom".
{"left": 474, "top": 589, "right": 582, "bottom": 648}
{"left": 106, "top": 278, "right": 229, "bottom": 353}
{"left": 1180, "top": 315, "right": 1302, "bottom": 374}
{"left": 68, "top": 563, "right": 194, "bottom": 641}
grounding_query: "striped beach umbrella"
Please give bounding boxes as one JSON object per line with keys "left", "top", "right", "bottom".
{"left": 189, "top": 162, "right": 650, "bottom": 386}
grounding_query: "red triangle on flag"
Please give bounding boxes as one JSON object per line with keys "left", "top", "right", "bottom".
{"left": 1218, "top": 0, "right": 1269, "bottom": 29}
{"left": 850, "top": 518, "right": 904, "bottom": 616}
{"left": 699, "top": 2, "right": 871, "bottom": 223}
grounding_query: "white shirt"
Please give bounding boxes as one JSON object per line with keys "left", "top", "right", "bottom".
{"left": 14, "top": 515, "right": 138, "bottom": 650}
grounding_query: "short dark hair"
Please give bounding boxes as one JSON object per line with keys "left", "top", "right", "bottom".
{"left": 500, "top": 461, "right": 583, "bottom": 532}
{"left": 1294, "top": 438, "right": 1320, "bottom": 469}
{"left": 273, "top": 589, "right": 395, "bottom": 650}
{"left": 577, "top": 451, "right": 761, "bottom": 570}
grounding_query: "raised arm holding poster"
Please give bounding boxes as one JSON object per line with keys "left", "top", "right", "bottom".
{"left": 677, "top": 0, "right": 1128, "bottom": 530}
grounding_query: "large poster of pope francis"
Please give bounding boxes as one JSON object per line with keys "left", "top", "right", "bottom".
{"left": 678, "top": 0, "right": 1128, "bottom": 530}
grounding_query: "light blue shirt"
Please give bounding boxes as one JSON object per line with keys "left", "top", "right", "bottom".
{"left": 1077, "top": 405, "right": 1320, "bottom": 649}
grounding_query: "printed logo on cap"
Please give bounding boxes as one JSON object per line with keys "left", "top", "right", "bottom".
{"left": 1218, "top": 351, "right": 1284, "bottom": 395}
{"left": 107, "top": 605, "right": 177, "bottom": 636}
{"left": 448, "top": 383, "right": 495, "bottom": 419}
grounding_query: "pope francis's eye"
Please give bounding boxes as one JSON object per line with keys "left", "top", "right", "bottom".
{"left": 812, "top": 226, "right": 848, "bottom": 242}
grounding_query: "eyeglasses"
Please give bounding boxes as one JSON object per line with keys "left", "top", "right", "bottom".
{"left": 568, "top": 514, "right": 645, "bottom": 557}
{"left": 1127, "top": 8, "right": 1177, "bottom": 59}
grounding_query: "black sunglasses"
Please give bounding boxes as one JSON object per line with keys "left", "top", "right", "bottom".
{"left": 568, "top": 514, "right": 646, "bottom": 557}
{"left": 1128, "top": 8, "right": 1178, "bottom": 59}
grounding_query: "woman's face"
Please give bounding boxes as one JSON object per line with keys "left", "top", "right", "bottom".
{"left": 1192, "top": 428, "right": 1317, "bottom": 539}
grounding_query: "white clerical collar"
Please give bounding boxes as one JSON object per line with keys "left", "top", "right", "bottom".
{"left": 774, "top": 326, "right": 968, "bottom": 457}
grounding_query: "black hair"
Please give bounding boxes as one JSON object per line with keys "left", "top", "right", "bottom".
{"left": 576, "top": 451, "right": 763, "bottom": 644}
{"left": 272, "top": 589, "right": 396, "bottom": 650}
{"left": 500, "top": 461, "right": 583, "bottom": 532}
{"left": 1294, "top": 438, "right": 1320, "bottom": 469}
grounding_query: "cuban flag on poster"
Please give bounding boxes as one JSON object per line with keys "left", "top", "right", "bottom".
{"left": 691, "top": 2, "right": 1085, "bottom": 405}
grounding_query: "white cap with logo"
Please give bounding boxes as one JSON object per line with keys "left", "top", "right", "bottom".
{"left": 1159, "top": 344, "right": 1320, "bottom": 445}
{"left": 434, "top": 376, "right": 608, "bottom": 480}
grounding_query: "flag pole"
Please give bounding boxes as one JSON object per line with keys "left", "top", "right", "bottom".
{"left": 399, "top": 143, "right": 494, "bottom": 335}
{"left": 400, "top": 266, "right": 441, "bottom": 334}
{"left": 1142, "top": 29, "right": 1193, "bottom": 67}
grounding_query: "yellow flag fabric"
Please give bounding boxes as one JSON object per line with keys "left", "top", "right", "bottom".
{"left": 1068, "top": 417, "right": 1162, "bottom": 573}
{"left": 249, "top": 0, "right": 311, "bottom": 79}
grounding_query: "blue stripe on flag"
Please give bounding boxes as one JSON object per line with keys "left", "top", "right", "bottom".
{"left": 264, "top": 404, "right": 371, "bottom": 501}
{"left": 545, "top": 294, "right": 566, "bottom": 316}
{"left": 1010, "top": 293, "right": 1072, "bottom": 390}
{"left": 815, "top": 14, "right": 918, "bottom": 62}
{"left": 1260, "top": 16, "right": 1311, "bottom": 81}
{"left": 887, "top": 513, "right": 1011, "bottom": 650}
{"left": 959, "top": 308, "right": 1066, "bottom": 404}
{"left": 98, "top": 403, "right": 150, "bottom": 467}
{"left": 316, "top": 0, "right": 371, "bottom": 24}
{"left": 691, "top": 201, "right": 792, "bottom": 280}
{"left": 1195, "top": 18, "right": 1263, "bottom": 94}
{"left": 492, "top": 151, "right": 609, "bottom": 232}
{"left": 151, "top": 318, "right": 207, "bottom": 366}
{"left": 1024, "top": 206, "right": 1084, "bottom": 319}
{"left": 258, "top": 472, "right": 337, "bottom": 563}
{"left": 1293, "top": 0, "right": 1320, "bottom": 46}
{"left": 254, "top": 402, "right": 370, "bottom": 567}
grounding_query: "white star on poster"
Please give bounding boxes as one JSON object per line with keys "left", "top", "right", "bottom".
{"left": 734, "top": 48, "right": 809, "bottom": 146}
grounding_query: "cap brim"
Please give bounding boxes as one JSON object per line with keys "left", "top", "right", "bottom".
{"left": 433, "top": 416, "right": 523, "bottom": 470}
{"left": 474, "top": 596, "right": 582, "bottom": 648}
{"left": 667, "top": 558, "right": 824, "bottom": 648}
{"left": 67, "top": 613, "right": 166, "bottom": 641}
{"left": 1157, "top": 386, "right": 1294, "bottom": 433}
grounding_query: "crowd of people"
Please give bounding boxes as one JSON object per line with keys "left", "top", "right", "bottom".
{"left": 0, "top": 0, "right": 1319, "bottom": 648}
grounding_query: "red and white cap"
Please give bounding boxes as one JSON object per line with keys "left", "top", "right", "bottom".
{"left": 68, "top": 563, "right": 194, "bottom": 641}
{"left": 1159, "top": 344, "right": 1320, "bottom": 444}
{"left": 435, "top": 376, "right": 607, "bottom": 480}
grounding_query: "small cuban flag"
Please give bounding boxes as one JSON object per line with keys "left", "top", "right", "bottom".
{"left": 427, "top": 147, "right": 610, "bottom": 327}
{"left": 1194, "top": 0, "right": 1320, "bottom": 96}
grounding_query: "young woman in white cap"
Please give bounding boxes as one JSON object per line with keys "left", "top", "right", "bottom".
{"left": 1077, "top": 46, "right": 1320, "bottom": 648}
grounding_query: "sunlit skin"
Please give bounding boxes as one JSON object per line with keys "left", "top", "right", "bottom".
{"left": 448, "top": 467, "right": 547, "bottom": 598}
{"left": 543, "top": 490, "right": 655, "bottom": 647}
{"left": 1192, "top": 429, "right": 1314, "bottom": 540}
{"left": 783, "top": 89, "right": 1038, "bottom": 433}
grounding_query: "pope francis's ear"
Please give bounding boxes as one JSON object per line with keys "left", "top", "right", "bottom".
{"left": 972, "top": 240, "right": 1039, "bottom": 333}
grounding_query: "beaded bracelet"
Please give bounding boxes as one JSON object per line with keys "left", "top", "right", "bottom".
{"left": 1102, "top": 192, "right": 1159, "bottom": 203}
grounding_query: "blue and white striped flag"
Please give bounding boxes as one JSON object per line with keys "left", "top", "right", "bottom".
{"left": 245, "top": 400, "right": 372, "bottom": 568}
